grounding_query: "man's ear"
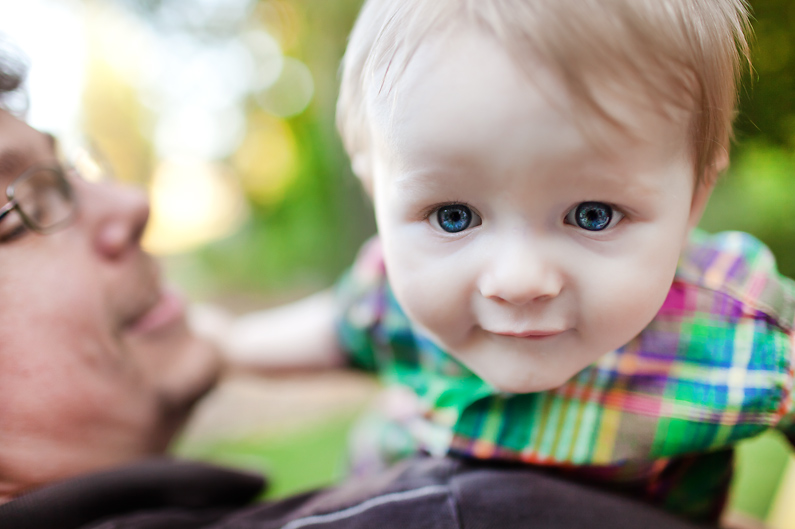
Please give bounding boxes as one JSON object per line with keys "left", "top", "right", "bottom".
{"left": 351, "top": 152, "right": 374, "bottom": 197}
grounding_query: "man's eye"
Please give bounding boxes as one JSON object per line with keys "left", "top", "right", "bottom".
{"left": 431, "top": 204, "right": 482, "bottom": 233}
{"left": 565, "top": 202, "right": 623, "bottom": 232}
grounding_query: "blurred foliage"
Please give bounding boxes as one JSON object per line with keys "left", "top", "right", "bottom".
{"left": 735, "top": 0, "right": 795, "bottom": 150}
{"left": 220, "top": 0, "right": 368, "bottom": 298}
{"left": 98, "top": 0, "right": 374, "bottom": 300}
{"left": 700, "top": 142, "right": 795, "bottom": 279}
{"left": 701, "top": 0, "right": 795, "bottom": 280}
{"left": 197, "top": 0, "right": 375, "bottom": 297}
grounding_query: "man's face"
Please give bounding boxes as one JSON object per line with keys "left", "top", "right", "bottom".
{"left": 366, "top": 29, "right": 710, "bottom": 393}
{"left": 0, "top": 111, "right": 221, "bottom": 497}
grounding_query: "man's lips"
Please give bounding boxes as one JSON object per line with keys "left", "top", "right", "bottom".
{"left": 125, "top": 287, "right": 185, "bottom": 334}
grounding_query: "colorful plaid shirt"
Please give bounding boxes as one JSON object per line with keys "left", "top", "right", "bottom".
{"left": 335, "top": 230, "right": 795, "bottom": 523}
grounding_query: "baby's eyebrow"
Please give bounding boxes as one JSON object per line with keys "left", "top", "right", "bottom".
{"left": 580, "top": 172, "right": 667, "bottom": 198}
{"left": 392, "top": 174, "right": 426, "bottom": 191}
{"left": 390, "top": 174, "right": 461, "bottom": 202}
{"left": 391, "top": 169, "right": 460, "bottom": 192}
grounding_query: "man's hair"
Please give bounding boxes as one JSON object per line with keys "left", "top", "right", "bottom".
{"left": 0, "top": 40, "right": 27, "bottom": 113}
{"left": 337, "top": 0, "right": 752, "bottom": 185}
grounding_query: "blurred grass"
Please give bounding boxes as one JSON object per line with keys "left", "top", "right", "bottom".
{"left": 174, "top": 414, "right": 355, "bottom": 499}
{"left": 731, "top": 431, "right": 792, "bottom": 520}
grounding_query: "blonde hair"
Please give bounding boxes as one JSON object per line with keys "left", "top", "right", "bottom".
{"left": 337, "top": 0, "right": 752, "bottom": 185}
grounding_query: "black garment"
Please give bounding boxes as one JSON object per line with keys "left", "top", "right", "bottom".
{"left": 0, "top": 456, "right": 706, "bottom": 529}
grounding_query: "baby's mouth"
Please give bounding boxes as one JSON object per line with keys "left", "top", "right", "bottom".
{"left": 490, "top": 329, "right": 567, "bottom": 339}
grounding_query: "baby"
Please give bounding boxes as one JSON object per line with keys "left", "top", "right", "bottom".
{"left": 221, "top": 0, "right": 795, "bottom": 523}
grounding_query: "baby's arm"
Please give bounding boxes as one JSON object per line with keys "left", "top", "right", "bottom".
{"left": 191, "top": 291, "right": 347, "bottom": 373}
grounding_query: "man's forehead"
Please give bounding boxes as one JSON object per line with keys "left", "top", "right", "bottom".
{"left": 0, "top": 111, "right": 55, "bottom": 184}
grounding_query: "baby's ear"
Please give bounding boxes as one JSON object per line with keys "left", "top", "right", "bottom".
{"left": 707, "top": 147, "right": 730, "bottom": 179}
{"left": 688, "top": 178, "right": 714, "bottom": 230}
{"left": 687, "top": 149, "right": 727, "bottom": 230}
{"left": 351, "top": 152, "right": 374, "bottom": 197}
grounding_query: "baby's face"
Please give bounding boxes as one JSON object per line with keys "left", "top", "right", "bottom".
{"left": 365, "top": 29, "right": 711, "bottom": 393}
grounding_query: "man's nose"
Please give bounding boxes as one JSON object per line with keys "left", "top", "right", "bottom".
{"left": 76, "top": 179, "right": 151, "bottom": 259}
{"left": 477, "top": 235, "right": 563, "bottom": 305}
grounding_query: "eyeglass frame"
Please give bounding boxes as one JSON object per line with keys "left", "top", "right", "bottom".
{"left": 0, "top": 163, "right": 78, "bottom": 236}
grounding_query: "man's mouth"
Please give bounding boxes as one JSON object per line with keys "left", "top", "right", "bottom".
{"left": 125, "top": 286, "right": 186, "bottom": 335}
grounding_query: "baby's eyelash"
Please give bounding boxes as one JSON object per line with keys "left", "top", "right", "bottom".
{"left": 420, "top": 201, "right": 477, "bottom": 220}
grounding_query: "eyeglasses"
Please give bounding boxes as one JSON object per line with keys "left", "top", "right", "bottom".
{"left": 0, "top": 164, "right": 77, "bottom": 241}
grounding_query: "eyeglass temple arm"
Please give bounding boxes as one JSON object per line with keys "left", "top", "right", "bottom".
{"left": 0, "top": 199, "right": 17, "bottom": 222}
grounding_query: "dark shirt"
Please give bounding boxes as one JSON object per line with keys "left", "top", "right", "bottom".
{"left": 0, "top": 456, "right": 706, "bottom": 529}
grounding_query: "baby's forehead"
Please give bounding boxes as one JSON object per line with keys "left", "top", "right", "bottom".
{"left": 366, "top": 38, "right": 694, "bottom": 210}
{"left": 367, "top": 28, "right": 693, "bottom": 166}
{"left": 338, "top": 0, "right": 749, "bottom": 185}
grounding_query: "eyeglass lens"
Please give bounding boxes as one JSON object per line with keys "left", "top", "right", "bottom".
{"left": 12, "top": 168, "right": 75, "bottom": 233}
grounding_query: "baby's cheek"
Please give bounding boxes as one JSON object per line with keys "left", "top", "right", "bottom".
{"left": 391, "top": 260, "right": 474, "bottom": 343}
{"left": 583, "top": 257, "right": 676, "bottom": 344}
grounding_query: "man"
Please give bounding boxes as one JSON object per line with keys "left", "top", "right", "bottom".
{"left": 0, "top": 66, "right": 223, "bottom": 501}
{"left": 0, "top": 56, "right": 701, "bottom": 529}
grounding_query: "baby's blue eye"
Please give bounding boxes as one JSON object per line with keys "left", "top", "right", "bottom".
{"left": 572, "top": 202, "right": 613, "bottom": 231}
{"left": 437, "top": 205, "right": 473, "bottom": 233}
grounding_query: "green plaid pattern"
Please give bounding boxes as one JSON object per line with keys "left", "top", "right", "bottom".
{"left": 336, "top": 231, "right": 795, "bottom": 523}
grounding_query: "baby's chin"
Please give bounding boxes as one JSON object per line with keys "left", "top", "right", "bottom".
{"left": 476, "top": 367, "right": 577, "bottom": 394}
{"left": 449, "top": 346, "right": 585, "bottom": 394}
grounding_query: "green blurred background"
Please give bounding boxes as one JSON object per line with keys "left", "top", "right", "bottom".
{"left": 5, "top": 0, "right": 795, "bottom": 524}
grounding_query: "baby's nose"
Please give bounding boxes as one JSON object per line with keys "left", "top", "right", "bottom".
{"left": 478, "top": 238, "right": 563, "bottom": 305}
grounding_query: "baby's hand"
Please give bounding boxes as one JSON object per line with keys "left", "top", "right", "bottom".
{"left": 187, "top": 303, "right": 235, "bottom": 369}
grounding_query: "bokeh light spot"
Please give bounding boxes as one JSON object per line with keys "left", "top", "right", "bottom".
{"left": 144, "top": 158, "right": 249, "bottom": 255}
{"left": 255, "top": 57, "right": 314, "bottom": 118}
{"left": 233, "top": 112, "right": 298, "bottom": 206}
